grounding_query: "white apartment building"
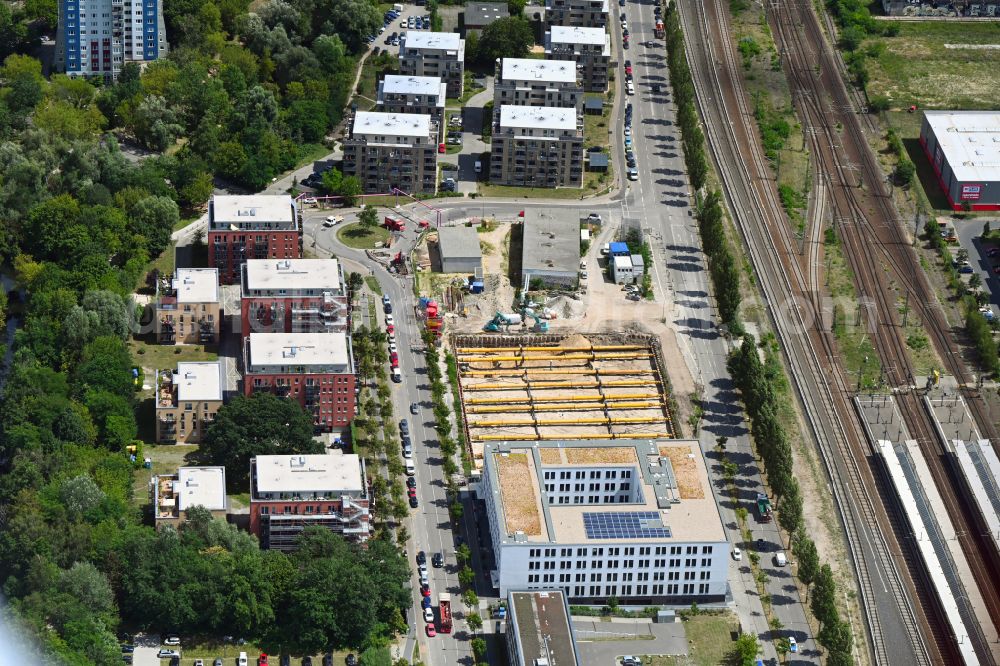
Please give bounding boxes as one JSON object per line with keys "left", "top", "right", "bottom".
{"left": 490, "top": 105, "right": 584, "bottom": 188}
{"left": 55, "top": 0, "right": 168, "bottom": 79}
{"left": 546, "top": 25, "right": 612, "bottom": 92}
{"left": 376, "top": 75, "right": 448, "bottom": 139}
{"left": 342, "top": 112, "right": 438, "bottom": 194}
{"left": 494, "top": 58, "right": 585, "bottom": 112}
{"left": 480, "top": 439, "right": 729, "bottom": 604}
{"left": 399, "top": 31, "right": 466, "bottom": 98}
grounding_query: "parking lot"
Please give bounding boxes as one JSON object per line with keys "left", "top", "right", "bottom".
{"left": 952, "top": 216, "right": 1000, "bottom": 316}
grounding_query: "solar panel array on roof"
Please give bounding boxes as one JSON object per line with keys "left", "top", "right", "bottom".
{"left": 583, "top": 512, "right": 671, "bottom": 539}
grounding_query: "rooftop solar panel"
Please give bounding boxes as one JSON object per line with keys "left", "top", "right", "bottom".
{"left": 582, "top": 511, "right": 671, "bottom": 539}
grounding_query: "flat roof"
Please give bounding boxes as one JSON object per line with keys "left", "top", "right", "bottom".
{"left": 509, "top": 591, "right": 580, "bottom": 666}
{"left": 248, "top": 332, "right": 350, "bottom": 369}
{"left": 501, "top": 57, "right": 578, "bottom": 84}
{"left": 584, "top": 96, "right": 604, "bottom": 110}
{"left": 380, "top": 74, "right": 445, "bottom": 98}
{"left": 403, "top": 30, "right": 464, "bottom": 52}
{"left": 172, "top": 268, "right": 219, "bottom": 303}
{"left": 244, "top": 258, "right": 341, "bottom": 293}
{"left": 589, "top": 152, "right": 608, "bottom": 167}
{"left": 174, "top": 362, "right": 223, "bottom": 402}
{"left": 438, "top": 225, "right": 482, "bottom": 260}
{"left": 522, "top": 208, "right": 581, "bottom": 276}
{"left": 500, "top": 105, "right": 578, "bottom": 131}
{"left": 484, "top": 439, "right": 725, "bottom": 544}
{"left": 353, "top": 111, "right": 432, "bottom": 138}
{"left": 549, "top": 25, "right": 607, "bottom": 45}
{"left": 924, "top": 111, "right": 1000, "bottom": 183}
{"left": 211, "top": 195, "right": 295, "bottom": 224}
{"left": 253, "top": 453, "right": 364, "bottom": 494}
{"left": 177, "top": 467, "right": 227, "bottom": 511}
{"left": 465, "top": 1, "right": 509, "bottom": 25}
{"left": 613, "top": 254, "right": 632, "bottom": 269}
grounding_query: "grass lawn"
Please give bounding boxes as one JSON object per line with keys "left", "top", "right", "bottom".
{"left": 364, "top": 275, "right": 383, "bottom": 295}
{"left": 174, "top": 214, "right": 202, "bottom": 231}
{"left": 294, "top": 142, "right": 332, "bottom": 169}
{"left": 636, "top": 612, "right": 739, "bottom": 666}
{"left": 140, "top": 242, "right": 177, "bottom": 291}
{"left": 863, "top": 21, "right": 1000, "bottom": 109}
{"left": 478, "top": 184, "right": 591, "bottom": 199}
{"left": 129, "top": 339, "right": 219, "bottom": 371}
{"left": 355, "top": 53, "right": 399, "bottom": 109}
{"left": 446, "top": 71, "right": 486, "bottom": 107}
{"left": 337, "top": 222, "right": 392, "bottom": 248}
{"left": 150, "top": 639, "right": 354, "bottom": 666}
{"left": 583, "top": 99, "right": 616, "bottom": 193}
{"left": 131, "top": 442, "right": 198, "bottom": 507}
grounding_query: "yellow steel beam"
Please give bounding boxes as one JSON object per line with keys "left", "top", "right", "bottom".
{"left": 456, "top": 345, "right": 649, "bottom": 353}
{"left": 470, "top": 416, "right": 667, "bottom": 427}
{"left": 467, "top": 401, "right": 664, "bottom": 413}
{"left": 461, "top": 369, "right": 657, "bottom": 377}
{"left": 473, "top": 432, "right": 675, "bottom": 442}
{"left": 458, "top": 353, "right": 653, "bottom": 362}
{"left": 464, "top": 392, "right": 662, "bottom": 404}
{"left": 464, "top": 379, "right": 659, "bottom": 390}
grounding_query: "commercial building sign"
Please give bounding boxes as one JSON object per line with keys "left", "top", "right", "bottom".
{"left": 961, "top": 184, "right": 983, "bottom": 201}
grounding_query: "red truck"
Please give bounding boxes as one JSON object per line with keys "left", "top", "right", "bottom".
{"left": 438, "top": 593, "right": 453, "bottom": 633}
{"left": 383, "top": 216, "right": 405, "bottom": 231}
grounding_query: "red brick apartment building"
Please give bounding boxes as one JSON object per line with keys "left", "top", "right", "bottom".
{"left": 240, "top": 258, "right": 349, "bottom": 336}
{"left": 208, "top": 195, "right": 303, "bottom": 284}
{"left": 242, "top": 332, "right": 356, "bottom": 431}
{"left": 249, "top": 452, "right": 371, "bottom": 550}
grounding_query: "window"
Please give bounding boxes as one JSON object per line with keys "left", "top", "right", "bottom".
{"left": 702, "top": 546, "right": 713, "bottom": 554}
{"left": 701, "top": 558, "right": 711, "bottom": 567}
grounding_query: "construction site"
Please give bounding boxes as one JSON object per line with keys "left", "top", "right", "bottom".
{"left": 451, "top": 333, "right": 677, "bottom": 468}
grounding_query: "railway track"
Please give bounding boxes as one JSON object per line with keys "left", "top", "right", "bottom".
{"left": 676, "top": 0, "right": 935, "bottom": 662}
{"left": 767, "top": 0, "right": 1000, "bottom": 660}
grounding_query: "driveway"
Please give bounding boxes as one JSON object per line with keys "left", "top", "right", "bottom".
{"left": 954, "top": 215, "right": 1000, "bottom": 310}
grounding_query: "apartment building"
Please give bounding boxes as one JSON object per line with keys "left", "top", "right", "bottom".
{"left": 154, "top": 362, "right": 224, "bottom": 444}
{"left": 208, "top": 195, "right": 302, "bottom": 285}
{"left": 545, "top": 0, "right": 609, "bottom": 27}
{"left": 249, "top": 452, "right": 371, "bottom": 550}
{"left": 399, "top": 31, "right": 466, "bottom": 98}
{"left": 55, "top": 0, "right": 168, "bottom": 79}
{"left": 494, "top": 58, "right": 584, "bottom": 112}
{"left": 507, "top": 591, "right": 582, "bottom": 666}
{"left": 546, "top": 26, "right": 612, "bottom": 92}
{"left": 243, "top": 332, "right": 356, "bottom": 431}
{"left": 241, "top": 259, "right": 348, "bottom": 336}
{"left": 152, "top": 467, "right": 227, "bottom": 529}
{"left": 480, "top": 439, "right": 729, "bottom": 603}
{"left": 342, "top": 112, "right": 438, "bottom": 195}
{"left": 377, "top": 75, "right": 447, "bottom": 137}
{"left": 490, "top": 105, "right": 584, "bottom": 188}
{"left": 154, "top": 268, "right": 220, "bottom": 345}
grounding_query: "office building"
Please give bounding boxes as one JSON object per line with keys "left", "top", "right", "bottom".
{"left": 241, "top": 259, "right": 348, "bottom": 336}
{"left": 481, "top": 439, "right": 729, "bottom": 603}
{"left": 208, "top": 195, "right": 302, "bottom": 285}
{"left": 154, "top": 362, "right": 224, "bottom": 444}
{"left": 152, "top": 467, "right": 228, "bottom": 528}
{"left": 376, "top": 75, "right": 447, "bottom": 139}
{"left": 154, "top": 268, "right": 220, "bottom": 345}
{"left": 494, "top": 58, "right": 584, "bottom": 112}
{"left": 545, "top": 0, "right": 609, "bottom": 27}
{"left": 490, "top": 105, "right": 583, "bottom": 188}
{"left": 919, "top": 110, "right": 1000, "bottom": 211}
{"left": 342, "top": 112, "right": 438, "bottom": 195}
{"left": 507, "top": 590, "right": 582, "bottom": 666}
{"left": 243, "top": 332, "right": 357, "bottom": 431}
{"left": 546, "top": 26, "right": 611, "bottom": 92}
{"left": 55, "top": 0, "right": 167, "bottom": 79}
{"left": 249, "top": 452, "right": 371, "bottom": 550}
{"left": 399, "top": 31, "right": 466, "bottom": 98}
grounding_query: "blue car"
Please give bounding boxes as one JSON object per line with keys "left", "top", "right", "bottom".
{"left": 421, "top": 596, "right": 432, "bottom": 610}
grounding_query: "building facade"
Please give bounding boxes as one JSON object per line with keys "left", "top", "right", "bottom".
{"left": 919, "top": 110, "right": 1000, "bottom": 211}
{"left": 494, "top": 58, "right": 584, "bottom": 112}
{"left": 342, "top": 112, "right": 438, "bottom": 195}
{"left": 376, "top": 75, "right": 447, "bottom": 139}
{"left": 241, "top": 259, "right": 348, "bottom": 336}
{"left": 208, "top": 195, "right": 302, "bottom": 285}
{"left": 490, "top": 105, "right": 584, "bottom": 188}
{"left": 249, "top": 453, "right": 371, "bottom": 550}
{"left": 243, "top": 332, "right": 357, "bottom": 431}
{"left": 155, "top": 362, "right": 224, "bottom": 444}
{"left": 55, "top": 0, "right": 167, "bottom": 79}
{"left": 152, "top": 467, "right": 228, "bottom": 528}
{"left": 544, "top": 0, "right": 609, "bottom": 27}
{"left": 399, "top": 31, "right": 466, "bottom": 98}
{"left": 154, "top": 268, "right": 220, "bottom": 345}
{"left": 546, "top": 26, "right": 611, "bottom": 92}
{"left": 480, "top": 439, "right": 729, "bottom": 604}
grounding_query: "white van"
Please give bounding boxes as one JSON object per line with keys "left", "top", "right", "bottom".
{"left": 774, "top": 552, "right": 787, "bottom": 567}
{"left": 238, "top": 652, "right": 248, "bottom": 666}
{"left": 405, "top": 460, "right": 416, "bottom": 476}
{"left": 391, "top": 367, "right": 402, "bottom": 383}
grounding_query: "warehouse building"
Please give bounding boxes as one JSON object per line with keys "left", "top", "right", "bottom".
{"left": 919, "top": 110, "right": 1000, "bottom": 211}
{"left": 437, "top": 226, "right": 483, "bottom": 274}
{"left": 520, "top": 209, "right": 581, "bottom": 289}
{"left": 481, "top": 439, "right": 729, "bottom": 604}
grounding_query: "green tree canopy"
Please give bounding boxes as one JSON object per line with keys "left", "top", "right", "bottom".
{"left": 476, "top": 16, "right": 534, "bottom": 65}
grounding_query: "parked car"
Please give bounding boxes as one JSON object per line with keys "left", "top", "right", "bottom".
{"left": 789, "top": 637, "right": 798, "bottom": 653}
{"left": 164, "top": 636, "right": 181, "bottom": 646}
{"left": 624, "top": 60, "right": 632, "bottom": 75}
{"left": 627, "top": 167, "right": 639, "bottom": 181}
{"left": 423, "top": 607, "right": 435, "bottom": 623}
{"left": 385, "top": 314, "right": 394, "bottom": 325}
{"left": 732, "top": 546, "right": 742, "bottom": 561}
{"left": 346, "top": 655, "right": 357, "bottom": 666}
{"left": 409, "top": 495, "right": 419, "bottom": 508}
{"left": 194, "top": 660, "right": 204, "bottom": 666}
{"left": 432, "top": 552, "right": 444, "bottom": 567}
{"left": 258, "top": 655, "right": 269, "bottom": 666}
{"left": 422, "top": 596, "right": 433, "bottom": 609}
{"left": 417, "top": 550, "right": 426, "bottom": 565}
{"left": 425, "top": 624, "right": 437, "bottom": 638}
{"left": 410, "top": 402, "right": 419, "bottom": 414}
{"left": 399, "top": 418, "right": 409, "bottom": 434}
{"left": 626, "top": 81, "right": 635, "bottom": 95}
{"left": 446, "top": 136, "right": 462, "bottom": 145}
{"left": 407, "top": 476, "right": 417, "bottom": 489}
{"left": 158, "top": 650, "right": 181, "bottom": 659}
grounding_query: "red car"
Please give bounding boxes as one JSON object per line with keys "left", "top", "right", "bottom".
{"left": 421, "top": 586, "right": 432, "bottom": 597}
{"left": 408, "top": 487, "right": 417, "bottom": 498}
{"left": 386, "top": 324, "right": 395, "bottom": 335}
{"left": 438, "top": 142, "right": 446, "bottom": 153}
{"left": 625, "top": 64, "right": 633, "bottom": 75}
{"left": 259, "top": 655, "right": 269, "bottom": 666}
{"left": 425, "top": 624, "right": 437, "bottom": 638}
{"left": 390, "top": 352, "right": 399, "bottom": 364}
